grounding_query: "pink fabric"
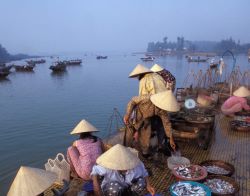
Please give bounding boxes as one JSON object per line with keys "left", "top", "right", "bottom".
{"left": 67, "top": 138, "right": 102, "bottom": 180}
{"left": 221, "top": 96, "right": 250, "bottom": 115}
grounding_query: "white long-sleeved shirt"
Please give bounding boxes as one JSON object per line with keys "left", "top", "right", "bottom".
{"left": 90, "top": 161, "right": 148, "bottom": 188}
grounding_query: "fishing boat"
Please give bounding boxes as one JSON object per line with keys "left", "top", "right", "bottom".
{"left": 209, "top": 59, "right": 219, "bottom": 69}
{"left": 187, "top": 56, "right": 208, "bottom": 63}
{"left": 26, "top": 59, "right": 46, "bottom": 65}
{"left": 0, "top": 71, "right": 10, "bottom": 78}
{"left": 64, "top": 59, "right": 82, "bottom": 65}
{"left": 49, "top": 62, "right": 66, "bottom": 72}
{"left": 0, "top": 64, "right": 12, "bottom": 72}
{"left": 140, "top": 56, "right": 155, "bottom": 62}
{"left": 14, "top": 64, "right": 34, "bottom": 72}
{"left": 96, "top": 56, "right": 108, "bottom": 60}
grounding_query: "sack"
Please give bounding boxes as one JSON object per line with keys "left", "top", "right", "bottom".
{"left": 45, "top": 153, "right": 70, "bottom": 184}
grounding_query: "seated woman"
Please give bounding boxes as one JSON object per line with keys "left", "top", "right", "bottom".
{"left": 67, "top": 119, "right": 103, "bottom": 180}
{"left": 221, "top": 86, "right": 250, "bottom": 116}
{"left": 8, "top": 166, "right": 58, "bottom": 196}
{"left": 91, "top": 144, "right": 155, "bottom": 196}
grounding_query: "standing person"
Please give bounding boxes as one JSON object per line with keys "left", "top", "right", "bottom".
{"left": 67, "top": 119, "right": 103, "bottom": 180}
{"left": 124, "top": 90, "right": 180, "bottom": 156}
{"left": 151, "top": 64, "right": 176, "bottom": 91}
{"left": 221, "top": 86, "right": 250, "bottom": 116}
{"left": 91, "top": 144, "right": 155, "bottom": 196}
{"left": 129, "top": 64, "right": 167, "bottom": 95}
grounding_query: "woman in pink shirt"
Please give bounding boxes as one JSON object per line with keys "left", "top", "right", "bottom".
{"left": 67, "top": 119, "right": 103, "bottom": 180}
{"left": 221, "top": 86, "right": 250, "bottom": 116}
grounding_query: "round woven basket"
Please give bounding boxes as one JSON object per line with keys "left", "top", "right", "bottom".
{"left": 204, "top": 175, "right": 239, "bottom": 196}
{"left": 200, "top": 160, "right": 235, "bottom": 177}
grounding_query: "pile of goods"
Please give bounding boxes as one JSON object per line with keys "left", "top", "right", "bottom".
{"left": 173, "top": 165, "right": 207, "bottom": 181}
{"left": 200, "top": 160, "right": 235, "bottom": 176}
{"left": 203, "top": 165, "right": 230, "bottom": 175}
{"left": 204, "top": 178, "right": 235, "bottom": 194}
{"left": 230, "top": 120, "right": 250, "bottom": 131}
{"left": 171, "top": 181, "right": 208, "bottom": 196}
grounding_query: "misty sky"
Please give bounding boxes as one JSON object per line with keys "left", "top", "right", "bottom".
{"left": 0, "top": 0, "right": 249, "bottom": 55}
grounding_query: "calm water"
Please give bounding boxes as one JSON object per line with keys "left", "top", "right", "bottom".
{"left": 0, "top": 54, "right": 249, "bottom": 194}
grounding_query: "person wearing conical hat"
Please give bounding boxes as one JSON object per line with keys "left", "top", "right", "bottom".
{"left": 150, "top": 64, "right": 176, "bottom": 91}
{"left": 67, "top": 119, "right": 103, "bottom": 180}
{"left": 124, "top": 90, "right": 180, "bottom": 156}
{"left": 129, "top": 64, "right": 167, "bottom": 95}
{"left": 91, "top": 144, "right": 155, "bottom": 196}
{"left": 7, "top": 166, "right": 57, "bottom": 196}
{"left": 221, "top": 86, "right": 250, "bottom": 116}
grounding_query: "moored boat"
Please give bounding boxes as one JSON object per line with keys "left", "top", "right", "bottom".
{"left": 187, "top": 56, "right": 208, "bottom": 63}
{"left": 14, "top": 64, "right": 34, "bottom": 72}
{"left": 0, "top": 71, "right": 10, "bottom": 78}
{"left": 26, "top": 59, "right": 46, "bottom": 65}
{"left": 64, "top": 59, "right": 82, "bottom": 65}
{"left": 96, "top": 56, "right": 108, "bottom": 60}
{"left": 49, "top": 62, "right": 66, "bottom": 72}
{"left": 140, "top": 56, "right": 155, "bottom": 62}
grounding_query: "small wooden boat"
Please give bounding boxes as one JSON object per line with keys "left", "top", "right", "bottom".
{"left": 96, "top": 56, "right": 108, "bottom": 60}
{"left": 187, "top": 56, "right": 208, "bottom": 63}
{"left": 26, "top": 59, "right": 46, "bottom": 64}
{"left": 49, "top": 62, "right": 66, "bottom": 72}
{"left": 0, "top": 65, "right": 12, "bottom": 72}
{"left": 14, "top": 65, "right": 34, "bottom": 72}
{"left": 140, "top": 56, "right": 154, "bottom": 62}
{"left": 64, "top": 59, "right": 82, "bottom": 65}
{"left": 0, "top": 71, "right": 10, "bottom": 78}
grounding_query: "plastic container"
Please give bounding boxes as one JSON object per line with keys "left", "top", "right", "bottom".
{"left": 167, "top": 156, "right": 190, "bottom": 170}
{"left": 172, "top": 165, "right": 208, "bottom": 181}
{"left": 170, "top": 181, "right": 211, "bottom": 196}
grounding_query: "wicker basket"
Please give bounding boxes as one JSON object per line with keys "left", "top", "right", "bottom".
{"left": 200, "top": 160, "right": 235, "bottom": 177}
{"left": 204, "top": 175, "right": 239, "bottom": 196}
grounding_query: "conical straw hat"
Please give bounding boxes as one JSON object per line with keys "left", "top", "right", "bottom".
{"left": 7, "top": 166, "right": 57, "bottom": 196}
{"left": 129, "top": 64, "right": 152, "bottom": 78}
{"left": 150, "top": 90, "right": 180, "bottom": 112}
{"left": 96, "top": 144, "right": 140, "bottom": 170}
{"left": 150, "top": 64, "right": 164, "bottom": 72}
{"left": 233, "top": 86, "right": 250, "bottom": 97}
{"left": 70, "top": 119, "right": 99, "bottom": 135}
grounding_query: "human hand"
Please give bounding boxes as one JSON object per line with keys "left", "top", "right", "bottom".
{"left": 72, "top": 141, "right": 77, "bottom": 147}
{"left": 123, "top": 114, "right": 129, "bottom": 125}
{"left": 146, "top": 184, "right": 155, "bottom": 196}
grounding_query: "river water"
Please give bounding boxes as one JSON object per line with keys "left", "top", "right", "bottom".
{"left": 0, "top": 54, "right": 249, "bottom": 194}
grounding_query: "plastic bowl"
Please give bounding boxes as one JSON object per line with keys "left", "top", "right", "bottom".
{"left": 167, "top": 156, "right": 190, "bottom": 170}
{"left": 172, "top": 164, "right": 207, "bottom": 181}
{"left": 170, "top": 181, "right": 211, "bottom": 196}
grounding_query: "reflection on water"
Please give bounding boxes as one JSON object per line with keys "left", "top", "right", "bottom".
{"left": 0, "top": 54, "right": 249, "bottom": 195}
{"left": 50, "top": 71, "right": 68, "bottom": 78}
{"left": 0, "top": 78, "right": 11, "bottom": 83}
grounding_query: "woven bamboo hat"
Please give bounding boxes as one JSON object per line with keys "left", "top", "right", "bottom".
{"left": 96, "top": 144, "right": 140, "bottom": 170}
{"left": 150, "top": 64, "right": 164, "bottom": 72}
{"left": 150, "top": 90, "right": 180, "bottom": 112}
{"left": 129, "top": 64, "right": 152, "bottom": 78}
{"left": 233, "top": 86, "right": 250, "bottom": 97}
{"left": 7, "top": 166, "right": 57, "bottom": 196}
{"left": 70, "top": 119, "right": 99, "bottom": 135}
